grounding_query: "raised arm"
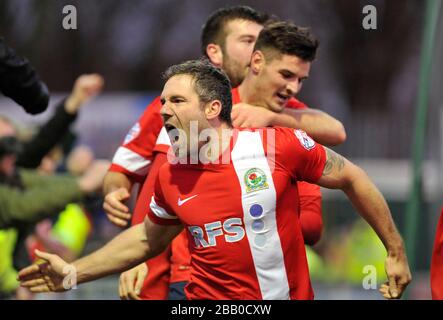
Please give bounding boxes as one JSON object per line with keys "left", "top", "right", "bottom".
{"left": 316, "top": 147, "right": 411, "bottom": 298}
{"left": 17, "top": 74, "right": 104, "bottom": 168}
{"left": 18, "top": 217, "right": 182, "bottom": 293}
{"left": 231, "top": 103, "right": 346, "bottom": 146}
{"left": 275, "top": 108, "right": 346, "bottom": 146}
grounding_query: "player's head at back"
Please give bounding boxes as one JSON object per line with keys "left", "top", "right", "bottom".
{"left": 242, "top": 20, "right": 318, "bottom": 113}
{"left": 201, "top": 5, "right": 269, "bottom": 87}
{"left": 160, "top": 59, "right": 233, "bottom": 160}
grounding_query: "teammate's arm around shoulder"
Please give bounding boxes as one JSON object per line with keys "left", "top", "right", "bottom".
{"left": 316, "top": 148, "right": 412, "bottom": 299}
{"left": 276, "top": 108, "right": 346, "bottom": 146}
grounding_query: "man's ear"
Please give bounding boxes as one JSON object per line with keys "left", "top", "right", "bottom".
{"left": 205, "top": 100, "right": 222, "bottom": 120}
{"left": 206, "top": 44, "right": 223, "bottom": 67}
{"left": 250, "top": 50, "right": 265, "bottom": 74}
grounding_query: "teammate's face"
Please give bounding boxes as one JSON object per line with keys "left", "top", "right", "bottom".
{"left": 220, "top": 19, "right": 263, "bottom": 87}
{"left": 160, "top": 75, "right": 209, "bottom": 157}
{"left": 252, "top": 53, "right": 311, "bottom": 112}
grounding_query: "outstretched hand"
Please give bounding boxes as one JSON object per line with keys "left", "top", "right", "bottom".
{"left": 17, "top": 250, "right": 73, "bottom": 293}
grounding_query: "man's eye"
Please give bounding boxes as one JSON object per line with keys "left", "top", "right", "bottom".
{"left": 240, "top": 37, "right": 254, "bottom": 44}
{"left": 281, "top": 73, "right": 292, "bottom": 79}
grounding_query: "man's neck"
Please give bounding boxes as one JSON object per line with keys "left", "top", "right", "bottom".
{"left": 237, "top": 74, "right": 268, "bottom": 110}
{"left": 197, "top": 122, "right": 233, "bottom": 164}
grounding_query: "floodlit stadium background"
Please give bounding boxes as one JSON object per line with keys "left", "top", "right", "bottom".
{"left": 1, "top": 0, "right": 442, "bottom": 299}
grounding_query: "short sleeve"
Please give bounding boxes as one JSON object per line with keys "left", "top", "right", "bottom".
{"left": 147, "top": 167, "right": 181, "bottom": 226}
{"left": 109, "top": 97, "right": 164, "bottom": 182}
{"left": 277, "top": 127, "right": 326, "bottom": 183}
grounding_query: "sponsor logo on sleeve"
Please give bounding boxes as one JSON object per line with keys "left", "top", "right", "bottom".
{"left": 124, "top": 122, "right": 141, "bottom": 145}
{"left": 294, "top": 130, "right": 316, "bottom": 150}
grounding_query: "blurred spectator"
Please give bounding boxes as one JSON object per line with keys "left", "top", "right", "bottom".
{"left": 341, "top": 220, "right": 386, "bottom": 285}
{"left": 26, "top": 144, "right": 101, "bottom": 265}
{"left": 16, "top": 74, "right": 104, "bottom": 169}
{"left": 313, "top": 219, "right": 387, "bottom": 286}
{"left": 0, "top": 229, "right": 18, "bottom": 299}
{"left": 0, "top": 74, "right": 108, "bottom": 299}
{"left": 0, "top": 73, "right": 106, "bottom": 228}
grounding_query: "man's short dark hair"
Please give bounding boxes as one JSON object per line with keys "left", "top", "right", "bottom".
{"left": 201, "top": 5, "right": 269, "bottom": 56}
{"left": 162, "top": 59, "right": 232, "bottom": 126}
{"left": 254, "top": 21, "right": 319, "bottom": 62}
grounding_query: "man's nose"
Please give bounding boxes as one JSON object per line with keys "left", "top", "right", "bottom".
{"left": 286, "top": 80, "right": 300, "bottom": 96}
{"left": 160, "top": 103, "right": 174, "bottom": 117}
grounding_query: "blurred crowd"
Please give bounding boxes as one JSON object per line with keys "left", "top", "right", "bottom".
{"left": 0, "top": 38, "right": 112, "bottom": 298}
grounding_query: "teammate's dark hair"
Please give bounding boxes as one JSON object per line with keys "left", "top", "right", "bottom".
{"left": 254, "top": 21, "right": 319, "bottom": 62}
{"left": 201, "top": 5, "right": 269, "bottom": 56}
{"left": 162, "top": 59, "right": 232, "bottom": 126}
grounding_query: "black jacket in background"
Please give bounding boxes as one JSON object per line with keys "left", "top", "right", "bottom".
{"left": 0, "top": 37, "right": 49, "bottom": 115}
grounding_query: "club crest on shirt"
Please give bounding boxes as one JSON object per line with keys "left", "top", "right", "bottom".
{"left": 294, "top": 129, "right": 316, "bottom": 150}
{"left": 244, "top": 168, "right": 269, "bottom": 193}
{"left": 124, "top": 122, "right": 141, "bottom": 145}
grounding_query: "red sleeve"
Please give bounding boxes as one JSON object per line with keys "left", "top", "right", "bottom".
{"left": 109, "top": 97, "right": 164, "bottom": 180}
{"left": 131, "top": 153, "right": 168, "bottom": 225}
{"left": 298, "top": 182, "right": 323, "bottom": 246}
{"left": 431, "top": 208, "right": 443, "bottom": 299}
{"left": 147, "top": 164, "right": 181, "bottom": 226}
{"left": 286, "top": 97, "right": 308, "bottom": 110}
{"left": 277, "top": 127, "right": 326, "bottom": 183}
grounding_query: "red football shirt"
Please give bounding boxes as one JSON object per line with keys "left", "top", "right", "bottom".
{"left": 148, "top": 127, "right": 326, "bottom": 300}
{"left": 232, "top": 88, "right": 323, "bottom": 245}
{"left": 148, "top": 89, "right": 324, "bottom": 284}
{"left": 431, "top": 208, "right": 443, "bottom": 299}
{"left": 110, "top": 89, "right": 325, "bottom": 294}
